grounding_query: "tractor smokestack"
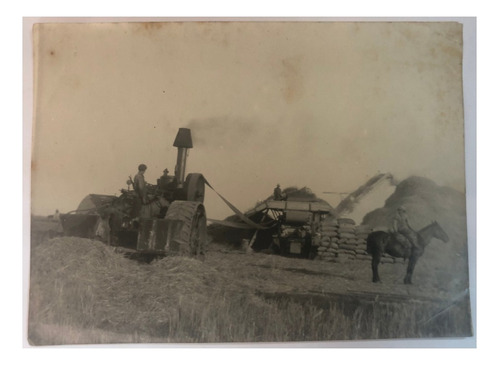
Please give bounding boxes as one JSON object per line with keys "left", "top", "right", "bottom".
{"left": 173, "top": 128, "right": 193, "bottom": 187}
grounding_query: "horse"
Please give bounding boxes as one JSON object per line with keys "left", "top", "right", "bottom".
{"left": 366, "top": 221, "right": 449, "bottom": 284}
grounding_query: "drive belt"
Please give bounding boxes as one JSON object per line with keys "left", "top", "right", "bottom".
{"left": 203, "top": 178, "right": 272, "bottom": 230}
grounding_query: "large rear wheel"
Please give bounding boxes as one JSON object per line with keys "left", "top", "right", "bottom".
{"left": 165, "top": 201, "right": 207, "bottom": 256}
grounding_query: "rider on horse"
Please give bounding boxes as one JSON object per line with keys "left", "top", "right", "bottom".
{"left": 392, "top": 205, "right": 419, "bottom": 257}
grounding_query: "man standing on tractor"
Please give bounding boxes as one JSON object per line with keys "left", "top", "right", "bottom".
{"left": 158, "top": 168, "right": 176, "bottom": 192}
{"left": 134, "top": 164, "right": 148, "bottom": 203}
{"left": 157, "top": 168, "right": 177, "bottom": 212}
{"left": 132, "top": 164, "right": 148, "bottom": 217}
{"left": 392, "top": 205, "right": 419, "bottom": 256}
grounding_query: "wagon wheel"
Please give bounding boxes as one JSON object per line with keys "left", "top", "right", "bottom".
{"left": 165, "top": 201, "right": 207, "bottom": 256}
{"left": 185, "top": 173, "right": 205, "bottom": 203}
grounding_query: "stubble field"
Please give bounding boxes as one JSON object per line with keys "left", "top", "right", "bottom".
{"left": 27, "top": 221, "right": 473, "bottom": 346}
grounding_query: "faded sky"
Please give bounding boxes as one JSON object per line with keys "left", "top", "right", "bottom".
{"left": 30, "top": 21, "right": 466, "bottom": 220}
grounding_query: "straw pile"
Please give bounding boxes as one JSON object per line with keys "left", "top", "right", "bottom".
{"left": 29, "top": 237, "right": 233, "bottom": 337}
{"left": 362, "top": 176, "right": 469, "bottom": 289}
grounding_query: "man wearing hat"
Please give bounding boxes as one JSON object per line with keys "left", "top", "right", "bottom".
{"left": 392, "top": 205, "right": 418, "bottom": 255}
{"left": 134, "top": 164, "right": 148, "bottom": 204}
{"left": 274, "top": 184, "right": 283, "bottom": 200}
{"left": 132, "top": 164, "right": 148, "bottom": 218}
{"left": 158, "top": 167, "right": 177, "bottom": 191}
{"left": 157, "top": 167, "right": 178, "bottom": 203}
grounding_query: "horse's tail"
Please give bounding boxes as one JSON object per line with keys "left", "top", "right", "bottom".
{"left": 366, "top": 231, "right": 388, "bottom": 255}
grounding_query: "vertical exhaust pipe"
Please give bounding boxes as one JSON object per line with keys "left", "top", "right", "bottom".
{"left": 173, "top": 128, "right": 193, "bottom": 188}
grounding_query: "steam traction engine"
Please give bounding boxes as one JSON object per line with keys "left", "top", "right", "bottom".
{"left": 59, "top": 128, "right": 207, "bottom": 257}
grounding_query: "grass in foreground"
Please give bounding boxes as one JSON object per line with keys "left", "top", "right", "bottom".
{"left": 28, "top": 237, "right": 472, "bottom": 345}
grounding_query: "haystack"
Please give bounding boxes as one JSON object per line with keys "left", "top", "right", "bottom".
{"left": 362, "top": 176, "right": 469, "bottom": 290}
{"left": 362, "top": 176, "right": 467, "bottom": 248}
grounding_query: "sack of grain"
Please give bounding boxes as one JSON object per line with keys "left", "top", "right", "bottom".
{"left": 338, "top": 226, "right": 355, "bottom": 234}
{"left": 321, "top": 218, "right": 338, "bottom": 226}
{"left": 356, "top": 236, "right": 369, "bottom": 243}
{"left": 338, "top": 238, "right": 348, "bottom": 245}
{"left": 321, "top": 228, "right": 338, "bottom": 236}
{"left": 329, "top": 242, "right": 339, "bottom": 250}
{"left": 338, "top": 225, "right": 355, "bottom": 233}
{"left": 337, "top": 218, "right": 356, "bottom": 225}
{"left": 320, "top": 222, "right": 338, "bottom": 228}
{"left": 338, "top": 243, "right": 352, "bottom": 251}
{"left": 338, "top": 248, "right": 356, "bottom": 255}
{"left": 338, "top": 232, "right": 355, "bottom": 239}
{"left": 354, "top": 243, "right": 367, "bottom": 251}
{"left": 317, "top": 246, "right": 327, "bottom": 252}
{"left": 320, "top": 240, "right": 330, "bottom": 248}
{"left": 355, "top": 248, "right": 367, "bottom": 255}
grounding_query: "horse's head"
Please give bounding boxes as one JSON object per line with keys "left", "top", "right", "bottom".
{"left": 431, "top": 220, "right": 449, "bottom": 243}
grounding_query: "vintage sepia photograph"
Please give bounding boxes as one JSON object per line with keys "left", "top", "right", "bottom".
{"left": 26, "top": 18, "right": 474, "bottom": 346}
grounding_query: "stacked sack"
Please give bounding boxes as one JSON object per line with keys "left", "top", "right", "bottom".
{"left": 351, "top": 224, "right": 373, "bottom": 261}
{"left": 314, "top": 217, "right": 400, "bottom": 264}
{"left": 314, "top": 217, "right": 339, "bottom": 261}
{"left": 336, "top": 218, "right": 358, "bottom": 261}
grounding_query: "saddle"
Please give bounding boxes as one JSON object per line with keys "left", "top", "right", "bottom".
{"left": 392, "top": 232, "right": 411, "bottom": 246}
{"left": 391, "top": 232, "right": 413, "bottom": 259}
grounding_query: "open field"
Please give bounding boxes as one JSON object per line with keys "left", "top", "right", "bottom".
{"left": 27, "top": 223, "right": 473, "bottom": 345}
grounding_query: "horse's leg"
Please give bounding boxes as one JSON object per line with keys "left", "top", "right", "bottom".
{"left": 371, "top": 253, "right": 381, "bottom": 283}
{"left": 404, "top": 255, "right": 419, "bottom": 284}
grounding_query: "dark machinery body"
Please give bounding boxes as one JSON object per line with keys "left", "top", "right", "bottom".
{"left": 248, "top": 200, "right": 331, "bottom": 259}
{"left": 59, "top": 128, "right": 207, "bottom": 257}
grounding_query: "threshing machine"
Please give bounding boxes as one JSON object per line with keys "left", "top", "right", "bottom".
{"left": 246, "top": 200, "right": 332, "bottom": 258}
